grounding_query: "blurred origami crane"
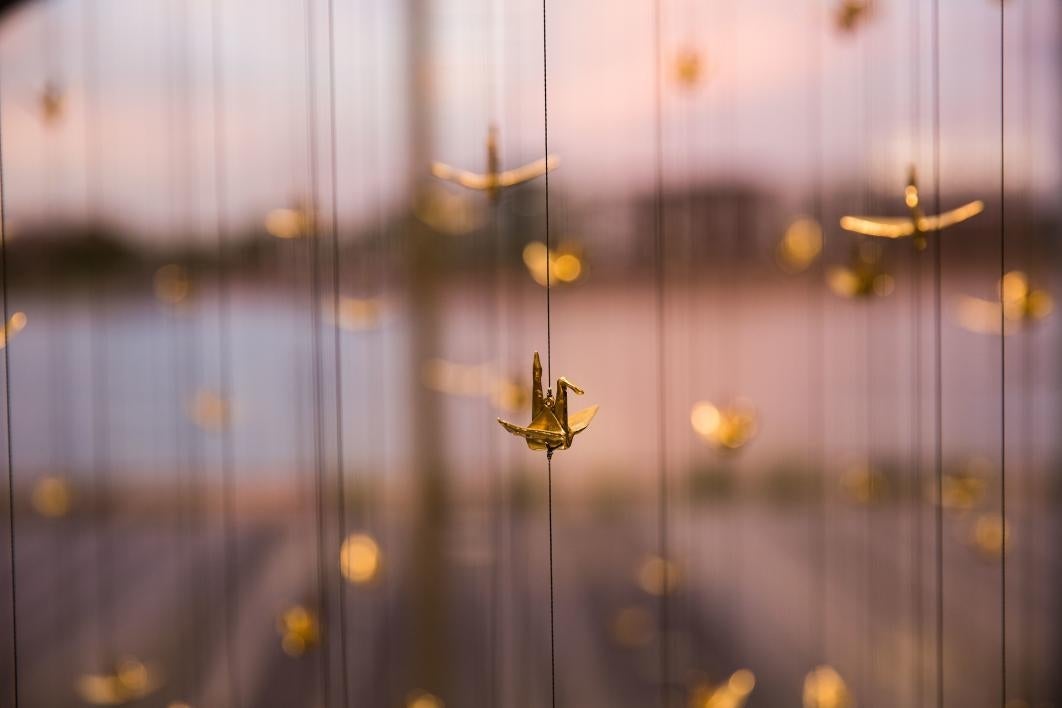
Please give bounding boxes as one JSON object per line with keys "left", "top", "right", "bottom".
{"left": 840, "top": 165, "right": 983, "bottom": 250}
{"left": 432, "top": 125, "right": 558, "bottom": 201}
{"left": 498, "top": 352, "right": 598, "bottom": 458}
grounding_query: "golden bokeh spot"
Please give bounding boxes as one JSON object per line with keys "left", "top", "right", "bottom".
{"left": 611, "top": 605, "right": 654, "bottom": 648}
{"left": 329, "top": 296, "right": 383, "bottom": 331}
{"left": 691, "top": 400, "right": 757, "bottom": 451}
{"left": 491, "top": 377, "right": 529, "bottom": 413}
{"left": 406, "top": 691, "right": 444, "bottom": 708}
{"left": 636, "top": 555, "right": 682, "bottom": 596}
{"left": 776, "top": 217, "right": 823, "bottom": 273}
{"left": 840, "top": 465, "right": 887, "bottom": 505}
{"left": 414, "top": 185, "right": 485, "bottom": 235}
{"left": 803, "top": 665, "right": 852, "bottom": 708}
{"left": 999, "top": 270, "right": 1053, "bottom": 324}
{"left": 728, "top": 670, "right": 756, "bottom": 695}
{"left": 690, "top": 402, "right": 721, "bottom": 438}
{"left": 40, "top": 82, "right": 64, "bottom": 125}
{"left": 77, "top": 657, "right": 159, "bottom": 705}
{"left": 186, "top": 390, "right": 231, "bottom": 431}
{"left": 0, "top": 311, "right": 27, "bottom": 349}
{"left": 972, "top": 513, "right": 1010, "bottom": 559}
{"left": 835, "top": 0, "right": 870, "bottom": 33}
{"left": 904, "top": 183, "right": 919, "bottom": 208}
{"left": 154, "top": 264, "right": 190, "bottom": 305}
{"left": 871, "top": 273, "right": 894, "bottom": 296}
{"left": 32, "top": 476, "right": 72, "bottom": 518}
{"left": 340, "top": 532, "right": 381, "bottom": 585}
{"left": 265, "top": 205, "right": 313, "bottom": 239}
{"left": 826, "top": 267, "right": 861, "bottom": 298}
{"left": 827, "top": 244, "right": 890, "bottom": 300}
{"left": 689, "top": 669, "right": 756, "bottom": 708}
{"left": 674, "top": 49, "right": 703, "bottom": 88}
{"left": 277, "top": 604, "right": 319, "bottom": 657}
{"left": 940, "top": 470, "right": 986, "bottom": 512}
{"left": 522, "top": 241, "right": 584, "bottom": 287}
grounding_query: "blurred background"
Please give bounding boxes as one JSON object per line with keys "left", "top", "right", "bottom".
{"left": 0, "top": 0, "right": 1057, "bottom": 706}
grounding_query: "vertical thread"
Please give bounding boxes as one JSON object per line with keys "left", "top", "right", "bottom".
{"left": 303, "top": 0, "right": 333, "bottom": 706}
{"left": 210, "top": 2, "right": 241, "bottom": 706}
{"left": 541, "top": 2, "right": 556, "bottom": 707}
{"left": 323, "top": 0, "right": 351, "bottom": 704}
{"left": 999, "top": 2, "right": 1007, "bottom": 704}
{"left": 0, "top": 40, "right": 20, "bottom": 708}
{"left": 652, "top": 0, "right": 668, "bottom": 704}
{"left": 930, "top": 1, "right": 944, "bottom": 705}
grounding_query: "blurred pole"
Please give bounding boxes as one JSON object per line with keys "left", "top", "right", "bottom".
{"left": 403, "top": 0, "right": 448, "bottom": 701}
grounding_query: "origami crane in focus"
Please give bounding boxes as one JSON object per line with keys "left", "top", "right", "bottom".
{"left": 840, "top": 165, "right": 984, "bottom": 250}
{"left": 498, "top": 352, "right": 598, "bottom": 458}
{"left": 432, "top": 125, "right": 558, "bottom": 202}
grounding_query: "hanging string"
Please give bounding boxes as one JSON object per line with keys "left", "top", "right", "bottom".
{"left": 367, "top": 0, "right": 394, "bottom": 700}
{"left": 998, "top": 1, "right": 1007, "bottom": 703}
{"left": 165, "top": 0, "right": 199, "bottom": 699}
{"left": 1016, "top": 1, "right": 1035, "bottom": 699}
{"left": 0, "top": 34, "right": 20, "bottom": 708}
{"left": 809, "top": 0, "right": 828, "bottom": 668}
{"left": 907, "top": 1, "right": 925, "bottom": 704}
{"left": 80, "top": 0, "right": 117, "bottom": 675}
{"left": 482, "top": 1, "right": 503, "bottom": 703}
{"left": 652, "top": 0, "right": 669, "bottom": 704}
{"left": 302, "top": 0, "right": 334, "bottom": 705}
{"left": 323, "top": 0, "right": 352, "bottom": 703}
{"left": 930, "top": 0, "right": 944, "bottom": 704}
{"left": 209, "top": 2, "right": 241, "bottom": 706}
{"left": 540, "top": 1, "right": 557, "bottom": 707}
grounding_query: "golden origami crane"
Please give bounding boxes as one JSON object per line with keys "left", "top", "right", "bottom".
{"left": 840, "top": 165, "right": 984, "bottom": 249}
{"left": 432, "top": 125, "right": 558, "bottom": 201}
{"left": 498, "top": 352, "right": 598, "bottom": 457}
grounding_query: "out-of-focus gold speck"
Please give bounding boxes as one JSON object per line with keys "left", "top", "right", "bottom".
{"left": 325, "top": 296, "right": 383, "bottom": 331}
{"left": 827, "top": 242, "right": 893, "bottom": 299}
{"left": 0, "top": 311, "right": 27, "bottom": 349}
{"left": 611, "top": 606, "right": 654, "bottom": 648}
{"left": 674, "top": 49, "right": 704, "bottom": 88}
{"left": 690, "top": 669, "right": 756, "bottom": 708}
{"left": 186, "top": 390, "right": 231, "bottom": 431}
{"left": 956, "top": 270, "right": 1053, "bottom": 335}
{"left": 690, "top": 400, "right": 757, "bottom": 451}
{"left": 40, "top": 81, "right": 64, "bottom": 125}
{"left": 340, "top": 532, "right": 381, "bottom": 585}
{"left": 76, "top": 657, "right": 159, "bottom": 705}
{"left": 277, "top": 605, "right": 319, "bottom": 657}
{"left": 522, "top": 241, "right": 584, "bottom": 287}
{"left": 414, "top": 185, "right": 485, "bottom": 235}
{"left": 636, "top": 555, "right": 682, "bottom": 597}
{"left": 406, "top": 691, "right": 444, "bottom": 708}
{"left": 803, "top": 665, "right": 852, "bottom": 708}
{"left": 940, "top": 469, "right": 987, "bottom": 512}
{"left": 154, "top": 264, "right": 190, "bottom": 305}
{"left": 32, "top": 476, "right": 72, "bottom": 518}
{"left": 841, "top": 464, "right": 888, "bottom": 505}
{"left": 972, "top": 513, "right": 1010, "bottom": 559}
{"left": 421, "top": 359, "right": 528, "bottom": 413}
{"left": 835, "top": 0, "right": 871, "bottom": 33}
{"left": 776, "top": 217, "right": 823, "bottom": 273}
{"left": 265, "top": 202, "right": 313, "bottom": 239}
